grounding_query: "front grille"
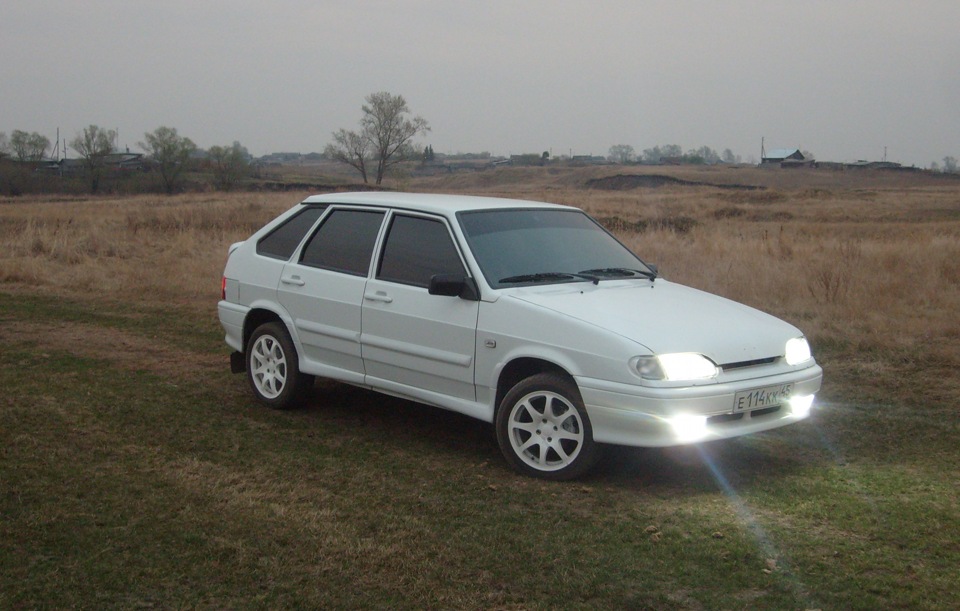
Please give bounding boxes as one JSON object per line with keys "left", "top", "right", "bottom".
{"left": 708, "top": 412, "right": 743, "bottom": 424}
{"left": 720, "top": 356, "right": 778, "bottom": 372}
{"left": 708, "top": 405, "right": 782, "bottom": 426}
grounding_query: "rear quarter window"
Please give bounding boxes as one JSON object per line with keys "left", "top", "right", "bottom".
{"left": 256, "top": 205, "right": 327, "bottom": 260}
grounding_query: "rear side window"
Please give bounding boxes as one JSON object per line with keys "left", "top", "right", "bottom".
{"left": 300, "top": 209, "right": 385, "bottom": 275}
{"left": 257, "top": 205, "right": 327, "bottom": 260}
{"left": 377, "top": 215, "right": 466, "bottom": 288}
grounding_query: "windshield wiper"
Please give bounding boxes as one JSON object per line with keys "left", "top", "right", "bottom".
{"left": 579, "top": 267, "right": 658, "bottom": 281}
{"left": 500, "top": 272, "right": 600, "bottom": 285}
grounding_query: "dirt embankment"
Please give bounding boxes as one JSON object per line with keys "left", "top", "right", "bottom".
{"left": 585, "top": 174, "right": 763, "bottom": 191}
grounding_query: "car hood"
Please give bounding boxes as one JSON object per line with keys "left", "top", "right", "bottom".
{"left": 507, "top": 280, "right": 799, "bottom": 365}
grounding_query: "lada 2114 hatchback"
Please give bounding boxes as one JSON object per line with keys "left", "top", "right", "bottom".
{"left": 218, "top": 192, "right": 822, "bottom": 479}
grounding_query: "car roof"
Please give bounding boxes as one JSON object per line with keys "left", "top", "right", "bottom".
{"left": 299, "top": 191, "right": 576, "bottom": 215}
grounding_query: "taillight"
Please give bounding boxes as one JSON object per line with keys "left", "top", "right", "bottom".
{"left": 221, "top": 276, "right": 227, "bottom": 300}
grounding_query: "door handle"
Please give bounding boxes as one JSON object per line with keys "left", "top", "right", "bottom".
{"left": 281, "top": 276, "right": 305, "bottom": 287}
{"left": 364, "top": 291, "right": 393, "bottom": 303}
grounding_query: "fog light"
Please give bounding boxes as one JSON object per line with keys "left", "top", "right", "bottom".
{"left": 789, "top": 394, "right": 815, "bottom": 418}
{"left": 669, "top": 414, "right": 709, "bottom": 443}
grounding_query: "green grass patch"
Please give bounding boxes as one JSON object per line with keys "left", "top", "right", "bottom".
{"left": 1, "top": 292, "right": 958, "bottom": 608}
{"left": 0, "top": 291, "right": 221, "bottom": 352}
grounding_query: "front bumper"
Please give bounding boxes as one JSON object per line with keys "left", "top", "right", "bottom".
{"left": 577, "top": 364, "right": 823, "bottom": 447}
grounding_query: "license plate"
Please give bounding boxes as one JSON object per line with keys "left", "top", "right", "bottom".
{"left": 733, "top": 383, "right": 793, "bottom": 412}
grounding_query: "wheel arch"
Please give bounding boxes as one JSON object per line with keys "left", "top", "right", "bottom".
{"left": 242, "top": 307, "right": 287, "bottom": 352}
{"left": 494, "top": 357, "right": 577, "bottom": 416}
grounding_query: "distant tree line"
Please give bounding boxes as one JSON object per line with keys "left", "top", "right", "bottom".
{"left": 0, "top": 125, "right": 252, "bottom": 196}
{"left": 607, "top": 143, "right": 743, "bottom": 165}
{"left": 4, "top": 93, "right": 958, "bottom": 195}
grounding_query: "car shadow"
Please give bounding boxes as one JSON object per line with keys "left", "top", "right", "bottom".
{"left": 301, "top": 378, "right": 501, "bottom": 458}
{"left": 286, "top": 379, "right": 825, "bottom": 493}
{"left": 588, "top": 436, "right": 814, "bottom": 493}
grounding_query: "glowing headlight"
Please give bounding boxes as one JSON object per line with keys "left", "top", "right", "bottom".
{"left": 785, "top": 337, "right": 812, "bottom": 365}
{"left": 634, "top": 353, "right": 719, "bottom": 381}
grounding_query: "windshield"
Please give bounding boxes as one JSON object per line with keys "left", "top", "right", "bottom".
{"left": 457, "top": 208, "right": 654, "bottom": 289}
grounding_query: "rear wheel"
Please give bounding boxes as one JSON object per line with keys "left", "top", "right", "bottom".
{"left": 496, "top": 373, "right": 600, "bottom": 480}
{"left": 246, "top": 322, "right": 314, "bottom": 409}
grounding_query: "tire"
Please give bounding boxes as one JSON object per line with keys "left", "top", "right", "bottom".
{"left": 245, "top": 322, "right": 314, "bottom": 409}
{"left": 496, "top": 373, "right": 600, "bottom": 480}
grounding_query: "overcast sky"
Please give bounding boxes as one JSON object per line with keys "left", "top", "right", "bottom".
{"left": 3, "top": 1, "right": 958, "bottom": 166}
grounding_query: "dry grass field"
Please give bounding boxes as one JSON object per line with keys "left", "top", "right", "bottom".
{"left": 2, "top": 165, "right": 959, "bottom": 608}
{"left": 4, "top": 166, "right": 958, "bottom": 402}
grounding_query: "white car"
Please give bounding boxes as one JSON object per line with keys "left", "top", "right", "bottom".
{"left": 219, "top": 192, "right": 822, "bottom": 479}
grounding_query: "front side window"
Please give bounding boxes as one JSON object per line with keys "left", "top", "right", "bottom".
{"left": 300, "top": 209, "right": 385, "bottom": 275}
{"left": 377, "top": 215, "right": 466, "bottom": 288}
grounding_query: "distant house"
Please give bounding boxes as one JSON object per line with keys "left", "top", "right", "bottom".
{"left": 762, "top": 148, "right": 805, "bottom": 164}
{"left": 569, "top": 155, "right": 609, "bottom": 165}
{"left": 510, "top": 154, "right": 547, "bottom": 166}
{"left": 848, "top": 160, "right": 902, "bottom": 170}
{"left": 102, "top": 151, "right": 145, "bottom": 170}
{"left": 39, "top": 152, "right": 146, "bottom": 175}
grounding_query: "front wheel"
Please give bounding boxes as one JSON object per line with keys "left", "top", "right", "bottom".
{"left": 246, "top": 322, "right": 314, "bottom": 409}
{"left": 496, "top": 373, "right": 600, "bottom": 480}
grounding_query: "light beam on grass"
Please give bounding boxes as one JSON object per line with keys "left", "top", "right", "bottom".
{"left": 694, "top": 443, "right": 817, "bottom": 608}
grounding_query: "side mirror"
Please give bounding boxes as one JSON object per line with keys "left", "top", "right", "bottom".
{"left": 429, "top": 274, "right": 480, "bottom": 301}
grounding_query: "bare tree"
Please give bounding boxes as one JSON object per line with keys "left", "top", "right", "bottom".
{"left": 71, "top": 125, "right": 116, "bottom": 193}
{"left": 364, "top": 92, "right": 430, "bottom": 184}
{"left": 207, "top": 141, "right": 250, "bottom": 190}
{"left": 943, "top": 156, "right": 958, "bottom": 173}
{"left": 608, "top": 144, "right": 635, "bottom": 164}
{"left": 324, "top": 128, "right": 371, "bottom": 183}
{"left": 641, "top": 144, "right": 682, "bottom": 163}
{"left": 688, "top": 146, "right": 721, "bottom": 165}
{"left": 10, "top": 130, "right": 50, "bottom": 163}
{"left": 139, "top": 126, "right": 196, "bottom": 194}
{"left": 0, "top": 132, "right": 10, "bottom": 195}
{"left": 327, "top": 92, "right": 430, "bottom": 185}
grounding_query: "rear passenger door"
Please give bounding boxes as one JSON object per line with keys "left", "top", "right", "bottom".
{"left": 361, "top": 212, "right": 480, "bottom": 402}
{"left": 277, "top": 207, "right": 386, "bottom": 384}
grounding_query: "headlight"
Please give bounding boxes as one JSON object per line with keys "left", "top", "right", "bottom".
{"left": 634, "top": 353, "right": 719, "bottom": 381}
{"left": 785, "top": 337, "right": 812, "bottom": 365}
